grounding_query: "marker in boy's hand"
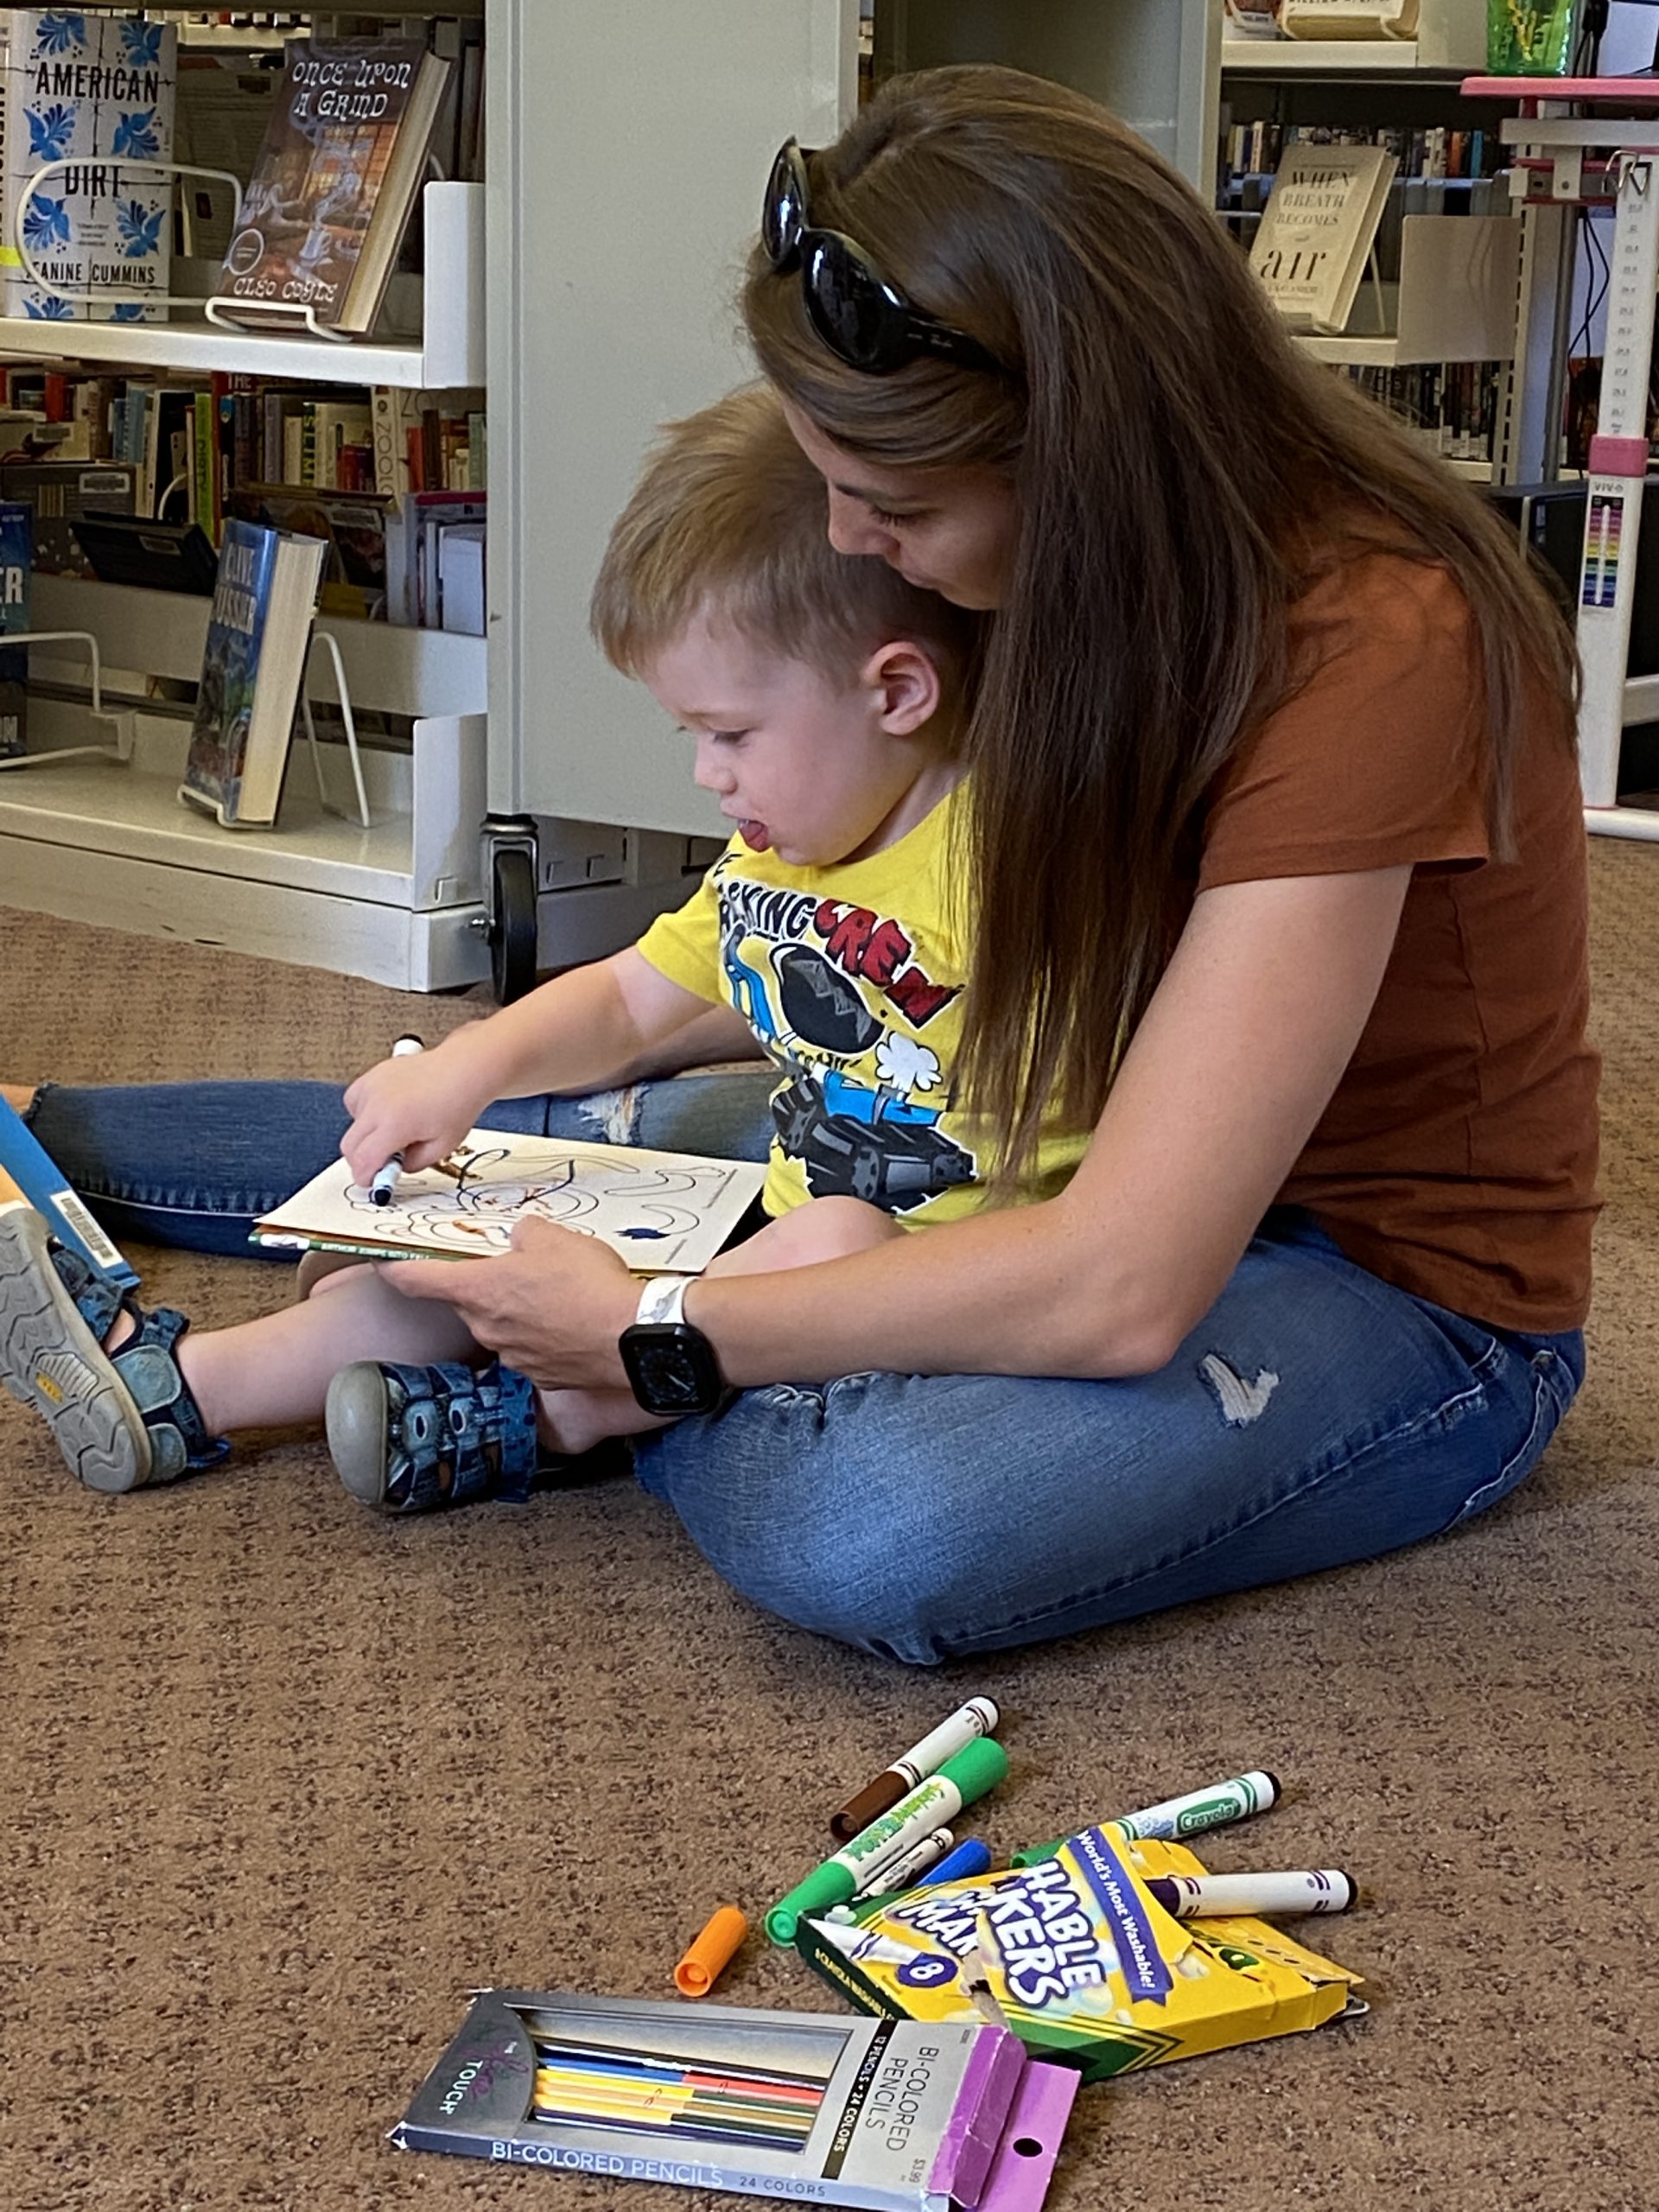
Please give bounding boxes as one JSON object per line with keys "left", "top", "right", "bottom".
{"left": 366, "top": 1035, "right": 426, "bottom": 1205}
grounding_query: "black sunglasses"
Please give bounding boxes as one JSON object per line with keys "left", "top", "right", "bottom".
{"left": 761, "top": 137, "right": 1002, "bottom": 378}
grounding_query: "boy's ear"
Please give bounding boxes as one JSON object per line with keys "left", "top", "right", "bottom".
{"left": 861, "top": 639, "right": 942, "bottom": 736}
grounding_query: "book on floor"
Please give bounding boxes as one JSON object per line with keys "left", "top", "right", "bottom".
{"left": 0, "top": 1093, "right": 140, "bottom": 1297}
{"left": 251, "top": 1128, "right": 769, "bottom": 1277}
{"left": 178, "top": 515, "right": 326, "bottom": 829}
{"left": 1249, "top": 142, "right": 1399, "bottom": 334}
{"left": 0, "top": 498, "right": 30, "bottom": 757}
{"left": 216, "top": 31, "right": 451, "bottom": 336}
{"left": 0, "top": 10, "right": 177, "bottom": 325}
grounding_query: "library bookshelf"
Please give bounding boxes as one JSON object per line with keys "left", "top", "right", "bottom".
{"left": 0, "top": 165, "right": 495, "bottom": 989}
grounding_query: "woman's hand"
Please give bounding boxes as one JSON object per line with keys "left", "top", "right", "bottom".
{"left": 375, "top": 1216, "right": 639, "bottom": 1392}
{"left": 340, "top": 1036, "right": 493, "bottom": 1187}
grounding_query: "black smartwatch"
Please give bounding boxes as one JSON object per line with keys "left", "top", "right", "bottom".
{"left": 620, "top": 1275, "right": 726, "bottom": 1416}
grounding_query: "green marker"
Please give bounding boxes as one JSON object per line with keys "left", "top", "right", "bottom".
{"left": 766, "top": 1738, "right": 1008, "bottom": 1945}
{"left": 1008, "top": 1771, "right": 1281, "bottom": 1868}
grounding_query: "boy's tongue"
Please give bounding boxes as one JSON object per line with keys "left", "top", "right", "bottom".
{"left": 739, "top": 818, "right": 772, "bottom": 851}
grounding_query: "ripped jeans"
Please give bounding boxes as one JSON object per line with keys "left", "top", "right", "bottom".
{"left": 27, "top": 1074, "right": 1585, "bottom": 1665}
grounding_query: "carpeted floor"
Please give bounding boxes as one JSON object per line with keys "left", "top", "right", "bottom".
{"left": 1, "top": 852, "right": 1655, "bottom": 2212}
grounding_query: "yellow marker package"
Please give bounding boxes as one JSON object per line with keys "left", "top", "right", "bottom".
{"left": 795, "top": 1826, "right": 1363, "bottom": 2082}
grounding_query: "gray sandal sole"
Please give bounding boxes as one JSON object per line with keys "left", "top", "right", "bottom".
{"left": 0, "top": 1205, "right": 151, "bottom": 1493}
{"left": 325, "top": 1361, "right": 393, "bottom": 1508}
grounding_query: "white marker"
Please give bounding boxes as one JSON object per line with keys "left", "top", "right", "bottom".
{"left": 854, "top": 1828, "right": 954, "bottom": 1897}
{"left": 1145, "top": 1869, "right": 1356, "bottom": 1919}
{"left": 1107, "top": 1770, "right": 1281, "bottom": 1842}
{"left": 367, "top": 1034, "right": 424, "bottom": 1205}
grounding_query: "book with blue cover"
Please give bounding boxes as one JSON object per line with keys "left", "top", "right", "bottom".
{"left": 0, "top": 497, "right": 29, "bottom": 758}
{"left": 179, "top": 514, "right": 326, "bottom": 828}
{"left": 0, "top": 10, "right": 177, "bottom": 325}
{"left": 0, "top": 1091, "right": 139, "bottom": 1297}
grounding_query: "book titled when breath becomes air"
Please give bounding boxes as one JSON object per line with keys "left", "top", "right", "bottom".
{"left": 1249, "top": 142, "right": 1399, "bottom": 335}
{"left": 217, "top": 32, "right": 449, "bottom": 335}
{"left": 179, "top": 516, "right": 325, "bottom": 829}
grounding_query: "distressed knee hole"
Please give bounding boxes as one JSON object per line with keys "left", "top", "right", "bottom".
{"left": 575, "top": 1084, "right": 643, "bottom": 1147}
{"left": 1199, "top": 1352, "right": 1280, "bottom": 1427}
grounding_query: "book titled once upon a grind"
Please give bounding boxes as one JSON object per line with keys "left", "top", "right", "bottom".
{"left": 217, "top": 33, "right": 448, "bottom": 336}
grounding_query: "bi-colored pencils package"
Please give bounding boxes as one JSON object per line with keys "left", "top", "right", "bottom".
{"left": 796, "top": 1827, "right": 1363, "bottom": 2082}
{"left": 391, "top": 1988, "right": 1077, "bottom": 2211}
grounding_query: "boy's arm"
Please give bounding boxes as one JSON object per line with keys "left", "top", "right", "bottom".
{"left": 571, "top": 1001, "right": 766, "bottom": 1089}
{"left": 340, "top": 949, "right": 721, "bottom": 1183}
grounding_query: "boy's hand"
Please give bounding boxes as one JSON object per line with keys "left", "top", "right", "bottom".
{"left": 340, "top": 1039, "right": 490, "bottom": 1189}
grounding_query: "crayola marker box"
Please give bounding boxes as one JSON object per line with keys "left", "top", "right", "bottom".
{"left": 391, "top": 1987, "right": 1077, "bottom": 2211}
{"left": 795, "top": 1826, "right": 1363, "bottom": 2082}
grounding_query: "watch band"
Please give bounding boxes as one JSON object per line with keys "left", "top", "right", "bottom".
{"left": 634, "top": 1274, "right": 690, "bottom": 1327}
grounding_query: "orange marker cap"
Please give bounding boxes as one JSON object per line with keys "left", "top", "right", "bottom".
{"left": 674, "top": 1905, "right": 749, "bottom": 1999}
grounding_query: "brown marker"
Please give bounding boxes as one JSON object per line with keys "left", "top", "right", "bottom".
{"left": 829, "top": 1698, "right": 1001, "bottom": 1842}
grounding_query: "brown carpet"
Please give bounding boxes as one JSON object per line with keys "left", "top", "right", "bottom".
{"left": 1, "top": 854, "right": 1654, "bottom": 2212}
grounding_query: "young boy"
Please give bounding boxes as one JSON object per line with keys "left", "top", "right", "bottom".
{"left": 0, "top": 387, "right": 1086, "bottom": 1512}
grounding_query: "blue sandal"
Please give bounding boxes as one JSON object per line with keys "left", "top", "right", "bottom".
{"left": 326, "top": 1356, "right": 544, "bottom": 1514}
{"left": 0, "top": 1206, "right": 230, "bottom": 1493}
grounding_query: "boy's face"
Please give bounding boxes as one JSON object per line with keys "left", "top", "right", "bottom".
{"left": 645, "top": 610, "right": 947, "bottom": 869}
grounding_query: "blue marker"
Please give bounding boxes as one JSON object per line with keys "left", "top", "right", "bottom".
{"left": 367, "top": 1034, "right": 424, "bottom": 1205}
{"left": 912, "top": 1838, "right": 994, "bottom": 1888}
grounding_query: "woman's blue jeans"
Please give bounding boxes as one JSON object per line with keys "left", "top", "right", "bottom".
{"left": 27, "top": 1074, "right": 1585, "bottom": 1666}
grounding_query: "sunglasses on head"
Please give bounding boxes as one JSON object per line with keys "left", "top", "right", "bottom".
{"left": 761, "top": 137, "right": 1003, "bottom": 378}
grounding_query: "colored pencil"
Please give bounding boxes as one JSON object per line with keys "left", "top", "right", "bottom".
{"left": 531, "top": 2099, "right": 809, "bottom": 2153}
{"left": 533, "top": 2051, "right": 823, "bottom": 2108}
{"left": 528, "top": 2033, "right": 829, "bottom": 2093}
{"left": 532, "top": 2070, "right": 816, "bottom": 2134}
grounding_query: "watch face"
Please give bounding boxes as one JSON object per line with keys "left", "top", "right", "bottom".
{"left": 621, "top": 1323, "right": 723, "bottom": 1416}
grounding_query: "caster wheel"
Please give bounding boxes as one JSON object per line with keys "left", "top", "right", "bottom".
{"left": 489, "top": 846, "right": 538, "bottom": 1004}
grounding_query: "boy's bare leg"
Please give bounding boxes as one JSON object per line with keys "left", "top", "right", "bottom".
{"left": 174, "top": 1266, "right": 480, "bottom": 1437}
{"left": 537, "top": 1197, "right": 902, "bottom": 1456}
{"left": 2, "top": 1084, "right": 37, "bottom": 1114}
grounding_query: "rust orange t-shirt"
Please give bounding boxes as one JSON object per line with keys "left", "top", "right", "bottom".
{"left": 1192, "top": 551, "right": 1599, "bottom": 1333}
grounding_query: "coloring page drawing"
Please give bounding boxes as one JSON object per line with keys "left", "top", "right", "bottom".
{"left": 254, "top": 1129, "right": 768, "bottom": 1275}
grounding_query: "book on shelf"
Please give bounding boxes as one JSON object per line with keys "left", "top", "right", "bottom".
{"left": 383, "top": 486, "right": 485, "bottom": 628}
{"left": 1249, "top": 142, "right": 1399, "bottom": 334}
{"left": 217, "top": 31, "right": 451, "bottom": 336}
{"left": 226, "top": 480, "right": 389, "bottom": 619}
{"left": 0, "top": 455, "right": 135, "bottom": 573}
{"left": 0, "top": 495, "right": 28, "bottom": 756}
{"left": 0, "top": 10, "right": 178, "bottom": 324}
{"left": 436, "top": 519, "right": 483, "bottom": 637}
{"left": 179, "top": 514, "right": 325, "bottom": 828}
{"left": 71, "top": 512, "right": 219, "bottom": 594}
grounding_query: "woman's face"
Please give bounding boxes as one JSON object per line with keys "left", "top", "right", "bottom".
{"left": 783, "top": 402, "right": 1018, "bottom": 613}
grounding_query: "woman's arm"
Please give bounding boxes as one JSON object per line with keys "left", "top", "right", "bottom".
{"left": 384, "top": 865, "right": 1411, "bottom": 1389}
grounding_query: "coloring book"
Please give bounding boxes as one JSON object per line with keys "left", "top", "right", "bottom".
{"left": 251, "top": 1128, "right": 768, "bottom": 1275}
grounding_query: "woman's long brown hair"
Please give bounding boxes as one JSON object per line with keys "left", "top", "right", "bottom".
{"left": 742, "top": 65, "right": 1578, "bottom": 1183}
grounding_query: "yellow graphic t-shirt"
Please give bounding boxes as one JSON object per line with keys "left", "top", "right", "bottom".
{"left": 636, "top": 788, "right": 1090, "bottom": 1224}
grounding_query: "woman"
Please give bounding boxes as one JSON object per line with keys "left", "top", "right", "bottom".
{"left": 5, "top": 67, "right": 1596, "bottom": 1662}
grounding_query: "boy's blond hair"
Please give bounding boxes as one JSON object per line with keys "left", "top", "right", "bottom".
{"left": 590, "top": 384, "right": 980, "bottom": 722}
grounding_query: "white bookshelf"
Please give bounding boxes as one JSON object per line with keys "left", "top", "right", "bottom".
{"left": 1222, "top": 37, "right": 1451, "bottom": 74}
{"left": 0, "top": 182, "right": 483, "bottom": 388}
